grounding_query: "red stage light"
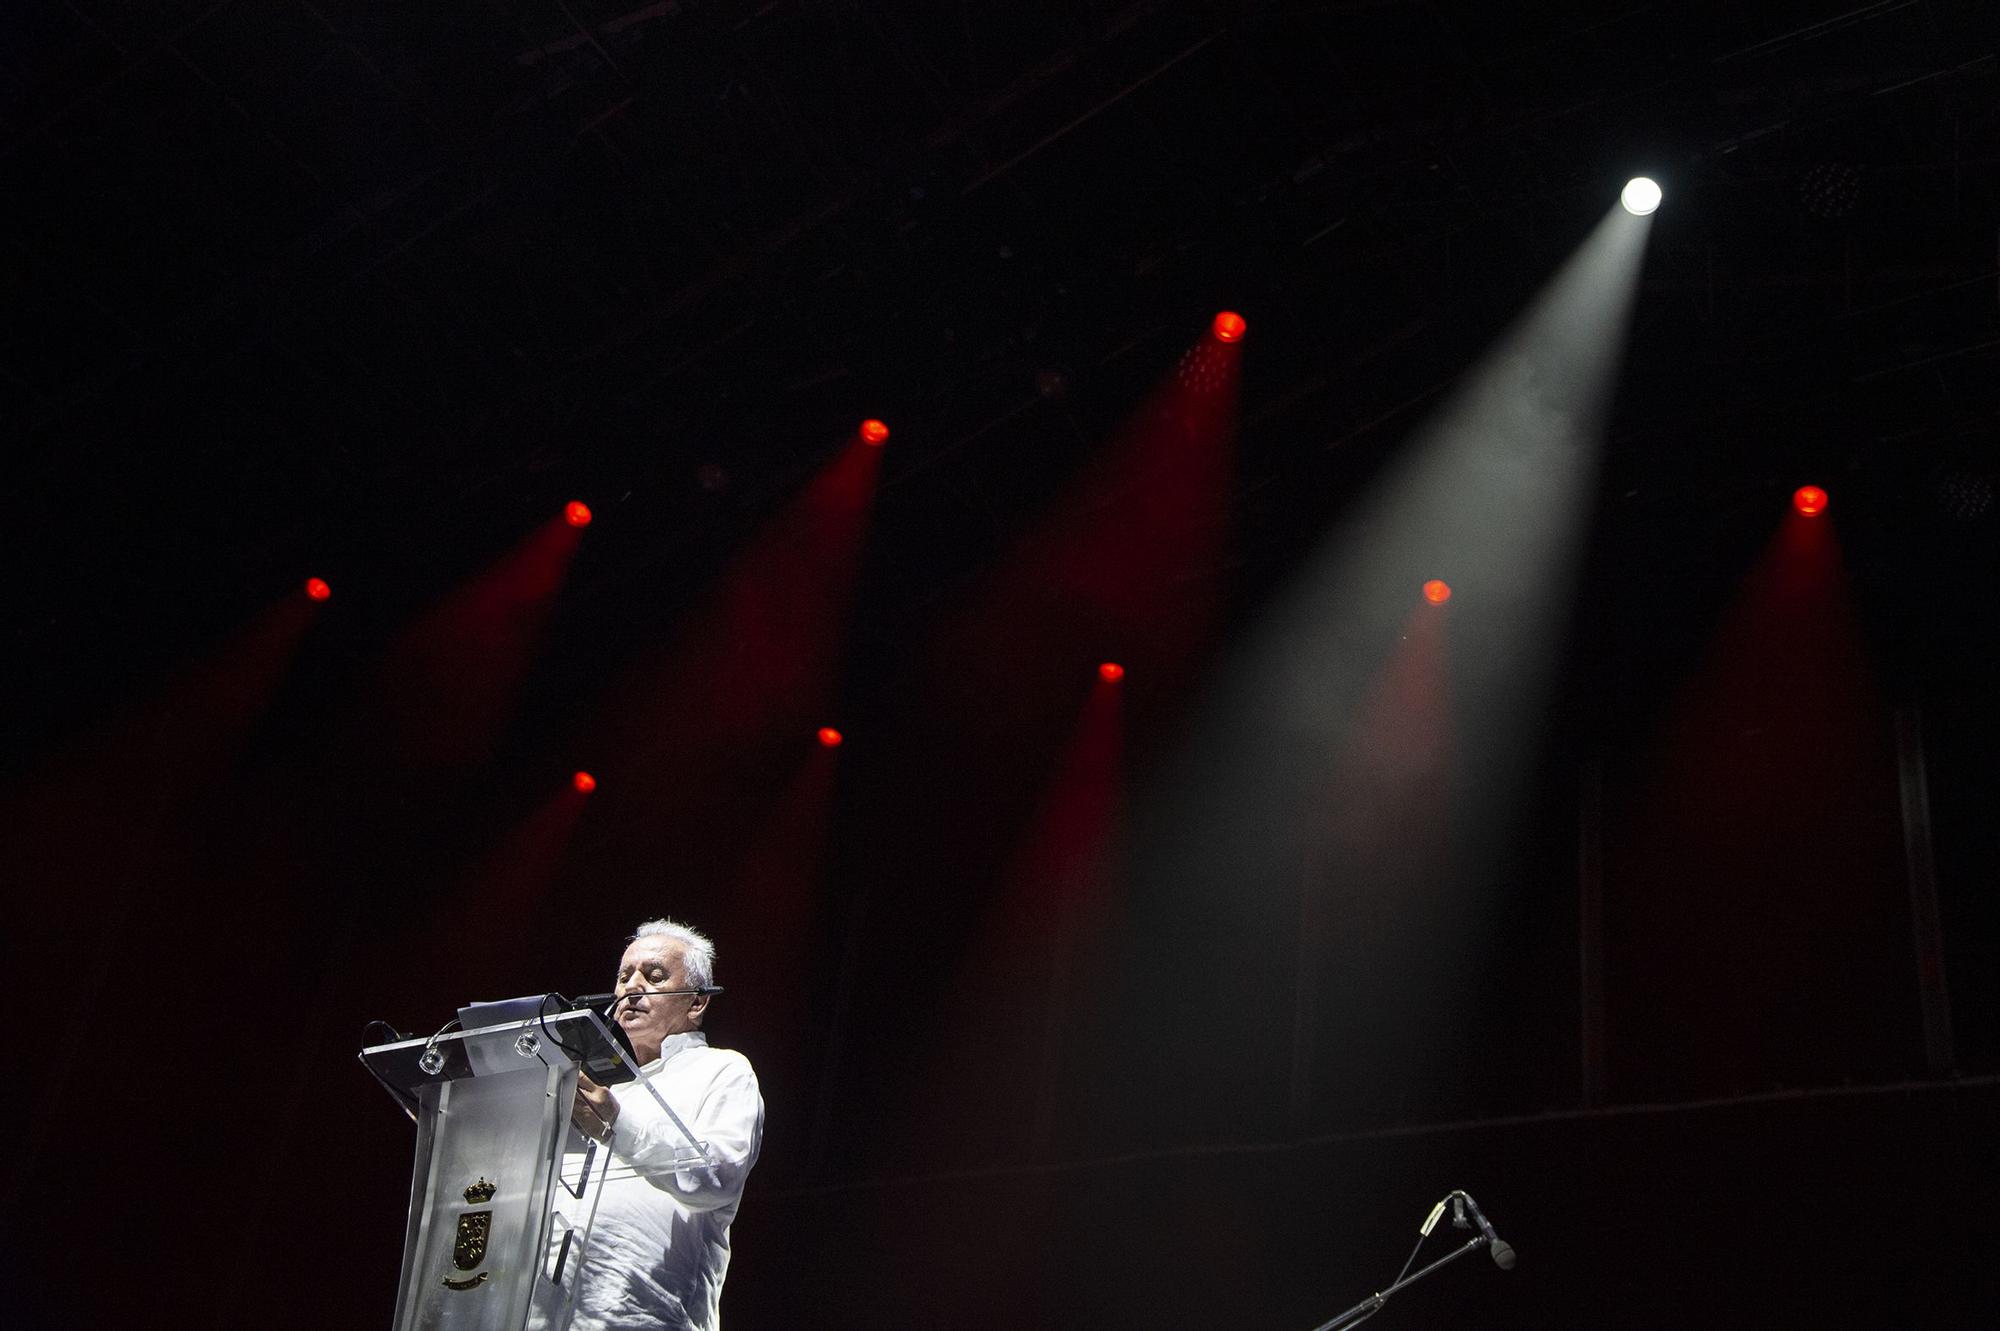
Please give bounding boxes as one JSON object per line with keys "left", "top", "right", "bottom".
{"left": 565, "top": 500, "right": 593, "bottom": 528}
{"left": 817, "top": 726, "right": 844, "bottom": 748}
{"left": 1098, "top": 661, "right": 1125, "bottom": 682}
{"left": 1792, "top": 485, "right": 1828, "bottom": 517}
{"left": 1212, "top": 311, "right": 1247, "bottom": 343}
{"left": 1423, "top": 579, "right": 1452, "bottom": 604}
{"left": 860, "top": 419, "right": 890, "bottom": 446}
{"left": 572, "top": 770, "right": 597, "bottom": 793}
{"left": 305, "top": 577, "right": 332, "bottom": 601}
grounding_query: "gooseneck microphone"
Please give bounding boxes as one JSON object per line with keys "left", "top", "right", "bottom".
{"left": 567, "top": 987, "right": 725, "bottom": 1010}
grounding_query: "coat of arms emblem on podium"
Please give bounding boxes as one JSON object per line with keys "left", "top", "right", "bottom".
{"left": 443, "top": 1177, "right": 498, "bottom": 1290}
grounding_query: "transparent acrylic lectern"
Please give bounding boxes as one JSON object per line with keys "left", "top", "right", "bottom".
{"left": 360, "top": 1003, "right": 674, "bottom": 1331}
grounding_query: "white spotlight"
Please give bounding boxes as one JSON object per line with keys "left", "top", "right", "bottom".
{"left": 1621, "top": 177, "right": 1662, "bottom": 216}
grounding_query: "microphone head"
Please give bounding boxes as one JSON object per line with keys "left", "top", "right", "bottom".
{"left": 1489, "top": 1238, "right": 1517, "bottom": 1270}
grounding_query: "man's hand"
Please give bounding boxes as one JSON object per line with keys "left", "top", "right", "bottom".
{"left": 571, "top": 1073, "right": 619, "bottom": 1143}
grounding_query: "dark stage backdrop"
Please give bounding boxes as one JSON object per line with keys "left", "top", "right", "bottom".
{"left": 6, "top": 602, "right": 1996, "bottom": 1328}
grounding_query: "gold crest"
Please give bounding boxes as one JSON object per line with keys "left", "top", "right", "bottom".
{"left": 443, "top": 1177, "right": 499, "bottom": 1290}
{"left": 452, "top": 1210, "right": 493, "bottom": 1272}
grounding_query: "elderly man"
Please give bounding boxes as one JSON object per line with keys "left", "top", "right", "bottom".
{"left": 566, "top": 918, "right": 764, "bottom": 1331}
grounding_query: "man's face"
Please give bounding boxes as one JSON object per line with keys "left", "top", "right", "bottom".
{"left": 613, "top": 935, "right": 705, "bottom": 1062}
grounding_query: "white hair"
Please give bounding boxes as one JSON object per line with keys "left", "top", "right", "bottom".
{"left": 630, "top": 917, "right": 716, "bottom": 991}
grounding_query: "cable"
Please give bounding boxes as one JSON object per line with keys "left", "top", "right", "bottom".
{"left": 538, "top": 993, "right": 593, "bottom": 1064}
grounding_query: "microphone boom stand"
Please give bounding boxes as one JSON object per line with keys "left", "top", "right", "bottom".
{"left": 1309, "top": 1234, "right": 1493, "bottom": 1331}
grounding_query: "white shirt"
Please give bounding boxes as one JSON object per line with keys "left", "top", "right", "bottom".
{"left": 566, "top": 1032, "right": 764, "bottom": 1331}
